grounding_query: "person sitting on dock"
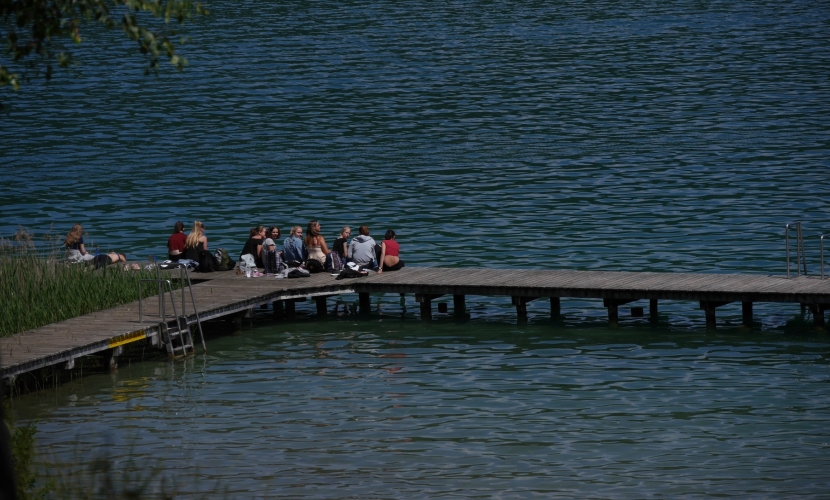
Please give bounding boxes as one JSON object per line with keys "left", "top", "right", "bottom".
{"left": 377, "top": 230, "right": 404, "bottom": 273}
{"left": 348, "top": 225, "right": 377, "bottom": 270}
{"left": 167, "top": 221, "right": 186, "bottom": 262}
{"left": 64, "top": 224, "right": 96, "bottom": 263}
{"left": 183, "top": 221, "right": 208, "bottom": 262}
{"left": 267, "top": 226, "right": 282, "bottom": 256}
{"left": 304, "top": 220, "right": 330, "bottom": 273}
{"left": 333, "top": 226, "right": 351, "bottom": 262}
{"left": 240, "top": 226, "right": 266, "bottom": 268}
{"left": 283, "top": 225, "right": 307, "bottom": 267}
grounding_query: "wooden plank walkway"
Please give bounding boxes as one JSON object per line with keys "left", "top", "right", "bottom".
{"left": 2, "top": 267, "right": 830, "bottom": 381}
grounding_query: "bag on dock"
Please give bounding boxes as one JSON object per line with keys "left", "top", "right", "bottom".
{"left": 325, "top": 251, "right": 343, "bottom": 272}
{"left": 305, "top": 259, "right": 324, "bottom": 274}
{"left": 287, "top": 268, "right": 310, "bottom": 278}
{"left": 213, "top": 247, "right": 236, "bottom": 271}
{"left": 336, "top": 267, "right": 368, "bottom": 280}
{"left": 197, "top": 249, "right": 216, "bottom": 273}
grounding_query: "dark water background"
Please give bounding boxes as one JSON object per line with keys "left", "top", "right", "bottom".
{"left": 3, "top": 0, "right": 830, "bottom": 497}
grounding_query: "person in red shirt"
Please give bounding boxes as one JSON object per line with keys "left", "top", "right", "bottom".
{"left": 167, "top": 221, "right": 187, "bottom": 262}
{"left": 378, "top": 230, "right": 404, "bottom": 273}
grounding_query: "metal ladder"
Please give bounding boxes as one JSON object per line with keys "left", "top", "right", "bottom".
{"left": 785, "top": 221, "right": 808, "bottom": 278}
{"left": 139, "top": 265, "right": 207, "bottom": 356}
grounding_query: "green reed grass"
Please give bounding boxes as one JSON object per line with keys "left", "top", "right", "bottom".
{"left": 0, "top": 229, "right": 175, "bottom": 338}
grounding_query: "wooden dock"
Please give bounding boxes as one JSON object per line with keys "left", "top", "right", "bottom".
{"left": 2, "top": 267, "right": 829, "bottom": 382}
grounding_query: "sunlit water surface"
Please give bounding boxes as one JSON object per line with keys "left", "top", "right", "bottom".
{"left": 3, "top": 0, "right": 830, "bottom": 497}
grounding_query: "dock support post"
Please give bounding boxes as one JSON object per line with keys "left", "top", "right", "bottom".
{"left": 315, "top": 297, "right": 327, "bottom": 318}
{"left": 742, "top": 302, "right": 753, "bottom": 328}
{"left": 808, "top": 304, "right": 827, "bottom": 330}
{"left": 512, "top": 297, "right": 536, "bottom": 319}
{"left": 285, "top": 300, "right": 296, "bottom": 320}
{"left": 272, "top": 300, "right": 284, "bottom": 319}
{"left": 550, "top": 297, "right": 560, "bottom": 318}
{"left": 700, "top": 301, "right": 732, "bottom": 330}
{"left": 453, "top": 295, "right": 466, "bottom": 316}
{"left": 416, "top": 294, "right": 442, "bottom": 321}
{"left": 604, "top": 299, "right": 636, "bottom": 327}
{"left": 419, "top": 301, "right": 432, "bottom": 320}
{"left": 649, "top": 299, "right": 658, "bottom": 322}
{"left": 359, "top": 293, "right": 371, "bottom": 316}
{"left": 110, "top": 346, "right": 123, "bottom": 372}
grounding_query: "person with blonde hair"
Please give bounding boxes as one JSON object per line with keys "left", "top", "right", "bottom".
{"left": 283, "top": 225, "right": 307, "bottom": 266}
{"left": 333, "top": 226, "right": 351, "bottom": 261}
{"left": 64, "top": 223, "right": 96, "bottom": 262}
{"left": 183, "top": 221, "right": 208, "bottom": 262}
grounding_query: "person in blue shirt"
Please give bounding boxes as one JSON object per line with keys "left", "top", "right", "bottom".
{"left": 283, "top": 225, "right": 307, "bottom": 266}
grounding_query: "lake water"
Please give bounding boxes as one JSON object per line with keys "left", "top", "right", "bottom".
{"left": 3, "top": 0, "right": 830, "bottom": 497}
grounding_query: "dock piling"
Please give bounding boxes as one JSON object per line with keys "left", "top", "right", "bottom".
{"left": 315, "top": 297, "right": 328, "bottom": 318}
{"left": 453, "top": 295, "right": 466, "bottom": 316}
{"left": 700, "top": 301, "right": 732, "bottom": 329}
{"left": 550, "top": 297, "right": 561, "bottom": 318}
{"left": 284, "top": 300, "right": 297, "bottom": 320}
{"left": 650, "top": 299, "right": 658, "bottom": 322}
{"left": 416, "top": 294, "right": 443, "bottom": 320}
{"left": 604, "top": 299, "right": 636, "bottom": 327}
{"left": 359, "top": 293, "right": 371, "bottom": 316}
{"left": 512, "top": 296, "right": 536, "bottom": 318}
{"left": 742, "top": 302, "right": 753, "bottom": 328}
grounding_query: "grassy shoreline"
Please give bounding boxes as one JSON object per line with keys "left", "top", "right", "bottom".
{"left": 1, "top": 229, "right": 170, "bottom": 338}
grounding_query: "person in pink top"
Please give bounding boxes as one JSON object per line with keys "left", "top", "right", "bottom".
{"left": 377, "top": 229, "right": 404, "bottom": 273}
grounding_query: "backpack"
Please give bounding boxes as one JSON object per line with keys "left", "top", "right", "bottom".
{"left": 262, "top": 247, "right": 285, "bottom": 274}
{"left": 197, "top": 249, "right": 216, "bottom": 273}
{"left": 325, "top": 251, "right": 343, "bottom": 272}
{"left": 213, "top": 247, "right": 235, "bottom": 271}
{"left": 305, "top": 259, "right": 324, "bottom": 274}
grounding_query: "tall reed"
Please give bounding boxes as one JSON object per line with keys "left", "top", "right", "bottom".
{"left": 0, "top": 229, "right": 173, "bottom": 338}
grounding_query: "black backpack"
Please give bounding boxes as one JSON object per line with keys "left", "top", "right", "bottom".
{"left": 305, "top": 259, "right": 324, "bottom": 274}
{"left": 197, "top": 249, "right": 216, "bottom": 273}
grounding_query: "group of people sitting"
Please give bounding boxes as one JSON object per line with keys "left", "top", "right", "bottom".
{"left": 235, "top": 220, "right": 404, "bottom": 274}
{"left": 66, "top": 219, "right": 405, "bottom": 275}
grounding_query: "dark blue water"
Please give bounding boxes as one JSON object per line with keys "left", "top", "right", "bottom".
{"left": 4, "top": 1, "right": 830, "bottom": 497}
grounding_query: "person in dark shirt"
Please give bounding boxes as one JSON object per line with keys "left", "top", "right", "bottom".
{"left": 240, "top": 226, "right": 266, "bottom": 268}
{"left": 333, "top": 226, "right": 351, "bottom": 261}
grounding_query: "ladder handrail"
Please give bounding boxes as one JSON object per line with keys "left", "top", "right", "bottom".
{"left": 138, "top": 266, "right": 207, "bottom": 354}
{"left": 138, "top": 279, "right": 180, "bottom": 324}
{"left": 785, "top": 222, "right": 808, "bottom": 278}
{"left": 180, "top": 266, "right": 207, "bottom": 353}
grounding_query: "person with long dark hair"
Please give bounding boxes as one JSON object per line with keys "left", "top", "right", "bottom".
{"left": 304, "top": 220, "right": 330, "bottom": 272}
{"left": 240, "top": 225, "right": 266, "bottom": 268}
{"left": 377, "top": 230, "right": 404, "bottom": 273}
{"left": 167, "top": 221, "right": 186, "bottom": 262}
